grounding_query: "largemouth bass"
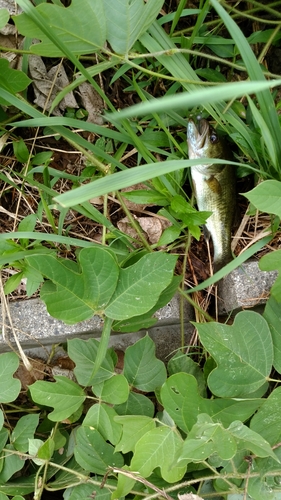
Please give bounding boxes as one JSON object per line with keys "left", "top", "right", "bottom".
{"left": 187, "top": 118, "right": 236, "bottom": 272}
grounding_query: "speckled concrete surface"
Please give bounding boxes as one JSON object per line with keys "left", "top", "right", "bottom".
{"left": 0, "top": 293, "right": 194, "bottom": 359}
{"left": 218, "top": 259, "right": 278, "bottom": 315}
{"left": 0, "top": 259, "right": 277, "bottom": 358}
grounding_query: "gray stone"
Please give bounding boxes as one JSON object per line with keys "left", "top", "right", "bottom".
{"left": 0, "top": 294, "right": 194, "bottom": 361}
{"left": 218, "top": 259, "right": 278, "bottom": 315}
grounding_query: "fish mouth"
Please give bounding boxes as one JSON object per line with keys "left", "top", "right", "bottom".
{"left": 187, "top": 118, "right": 210, "bottom": 148}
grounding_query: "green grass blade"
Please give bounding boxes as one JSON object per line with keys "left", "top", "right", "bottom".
{"left": 185, "top": 234, "right": 273, "bottom": 293}
{"left": 54, "top": 158, "right": 244, "bottom": 207}
{"left": 105, "top": 79, "right": 281, "bottom": 121}
{"left": 211, "top": 0, "right": 281, "bottom": 172}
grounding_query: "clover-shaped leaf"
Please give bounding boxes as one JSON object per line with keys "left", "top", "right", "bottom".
{"left": 14, "top": 0, "right": 106, "bottom": 56}
{"left": 161, "top": 373, "right": 262, "bottom": 433}
{"left": 195, "top": 311, "right": 273, "bottom": 397}
{"left": 26, "top": 247, "right": 119, "bottom": 323}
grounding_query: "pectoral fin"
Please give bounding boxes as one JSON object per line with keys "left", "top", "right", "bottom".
{"left": 206, "top": 175, "right": 221, "bottom": 194}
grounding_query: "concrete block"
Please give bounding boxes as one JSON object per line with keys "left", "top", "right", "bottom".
{"left": 218, "top": 259, "right": 278, "bottom": 315}
{"left": 0, "top": 294, "right": 194, "bottom": 361}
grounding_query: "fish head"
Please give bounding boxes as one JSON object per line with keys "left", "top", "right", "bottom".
{"left": 187, "top": 118, "right": 225, "bottom": 159}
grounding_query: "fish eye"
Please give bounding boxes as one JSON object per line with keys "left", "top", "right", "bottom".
{"left": 210, "top": 132, "right": 218, "bottom": 143}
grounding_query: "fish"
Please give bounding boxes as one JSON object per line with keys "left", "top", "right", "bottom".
{"left": 187, "top": 118, "right": 236, "bottom": 272}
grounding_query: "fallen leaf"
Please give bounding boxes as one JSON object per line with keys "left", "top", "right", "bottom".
{"left": 29, "top": 54, "right": 78, "bottom": 115}
{"left": 77, "top": 80, "right": 104, "bottom": 124}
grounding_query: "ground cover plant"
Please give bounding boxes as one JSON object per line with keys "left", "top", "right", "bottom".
{"left": 1, "top": 0, "right": 281, "bottom": 498}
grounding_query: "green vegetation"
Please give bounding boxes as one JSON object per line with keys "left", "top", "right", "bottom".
{"left": 1, "top": 0, "right": 281, "bottom": 498}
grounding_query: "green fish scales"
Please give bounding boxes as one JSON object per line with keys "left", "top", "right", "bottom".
{"left": 187, "top": 118, "right": 236, "bottom": 272}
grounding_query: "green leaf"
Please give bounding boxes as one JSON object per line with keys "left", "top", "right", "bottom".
{"left": 74, "top": 426, "right": 123, "bottom": 474}
{"left": 104, "top": 253, "right": 177, "bottom": 320}
{"left": 11, "top": 414, "right": 39, "bottom": 453}
{"left": 65, "top": 483, "right": 112, "bottom": 500}
{"left": 123, "top": 335, "right": 166, "bottom": 391}
{"left": 168, "top": 352, "right": 206, "bottom": 396}
{"left": 122, "top": 189, "right": 169, "bottom": 206}
{"left": 83, "top": 403, "right": 122, "bottom": 445}
{"left": 130, "top": 426, "right": 186, "bottom": 482}
{"left": 244, "top": 180, "right": 281, "bottom": 217}
{"left": 26, "top": 247, "right": 119, "bottom": 323}
{"left": 0, "top": 353, "right": 21, "bottom": 404}
{"left": 93, "top": 374, "right": 129, "bottom": 405}
{"left": 3, "top": 273, "right": 24, "bottom": 295}
{"left": 115, "top": 415, "right": 155, "bottom": 453}
{"left": 67, "top": 338, "right": 115, "bottom": 386}
{"left": 13, "top": 138, "right": 30, "bottom": 163}
{"left": 178, "top": 415, "right": 238, "bottom": 467}
{"left": 14, "top": 0, "right": 106, "bottom": 56}
{"left": 0, "top": 9, "right": 9, "bottom": 30}
{"left": 260, "top": 251, "right": 281, "bottom": 303}
{"left": 228, "top": 421, "right": 278, "bottom": 461}
{"left": 0, "top": 445, "right": 24, "bottom": 484}
{"left": 37, "top": 437, "right": 55, "bottom": 461}
{"left": 250, "top": 387, "right": 281, "bottom": 446}
{"left": 104, "top": 0, "right": 164, "bottom": 53}
{"left": 0, "top": 59, "right": 31, "bottom": 97}
{"left": 263, "top": 296, "right": 281, "bottom": 372}
{"left": 29, "top": 376, "right": 86, "bottom": 422}
{"left": 161, "top": 373, "right": 262, "bottom": 433}
{"left": 0, "top": 412, "right": 3, "bottom": 432}
{"left": 195, "top": 311, "right": 273, "bottom": 397}
{"left": 114, "top": 391, "right": 155, "bottom": 417}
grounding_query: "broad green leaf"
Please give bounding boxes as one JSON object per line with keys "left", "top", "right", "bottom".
{"left": 83, "top": 403, "right": 122, "bottom": 445}
{"left": 114, "top": 415, "right": 155, "bottom": 453}
{"left": 26, "top": 247, "right": 119, "bottom": 323}
{"left": 28, "top": 439, "right": 44, "bottom": 465}
{"left": 74, "top": 427, "right": 123, "bottom": 474}
{"left": 11, "top": 414, "right": 39, "bottom": 452}
{"left": 65, "top": 483, "right": 111, "bottom": 500}
{"left": 104, "top": 253, "right": 177, "bottom": 320}
{"left": 195, "top": 311, "right": 273, "bottom": 397}
{"left": 0, "top": 412, "right": 3, "bottom": 432}
{"left": 114, "top": 391, "right": 154, "bottom": 417}
{"left": 67, "top": 338, "right": 115, "bottom": 386}
{"left": 130, "top": 426, "right": 186, "bottom": 482}
{"left": 244, "top": 180, "right": 281, "bottom": 217}
{"left": 111, "top": 470, "right": 135, "bottom": 500}
{"left": 0, "top": 445, "right": 24, "bottom": 484}
{"left": 228, "top": 421, "right": 278, "bottom": 461}
{"left": 263, "top": 296, "right": 281, "bottom": 372}
{"left": 247, "top": 476, "right": 281, "bottom": 500}
{"left": 0, "top": 476, "right": 35, "bottom": 496}
{"left": 0, "top": 353, "right": 21, "bottom": 403}
{"left": 93, "top": 374, "right": 129, "bottom": 405}
{"left": 37, "top": 438, "right": 55, "bottom": 461}
{"left": 250, "top": 387, "right": 281, "bottom": 446}
{"left": 167, "top": 352, "right": 206, "bottom": 396}
{"left": 112, "top": 274, "right": 182, "bottom": 333}
{"left": 260, "top": 251, "right": 281, "bottom": 303}
{"left": 0, "top": 9, "right": 9, "bottom": 30}
{"left": 29, "top": 376, "right": 85, "bottom": 422}
{"left": 123, "top": 335, "right": 166, "bottom": 391}
{"left": 104, "top": 0, "right": 164, "bottom": 53}
{"left": 161, "top": 373, "right": 262, "bottom": 433}
{"left": 14, "top": 0, "right": 106, "bottom": 56}
{"left": 0, "top": 59, "right": 31, "bottom": 98}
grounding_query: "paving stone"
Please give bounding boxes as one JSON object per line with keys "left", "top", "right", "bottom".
{"left": 0, "top": 294, "right": 194, "bottom": 361}
{"left": 218, "top": 259, "right": 278, "bottom": 315}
